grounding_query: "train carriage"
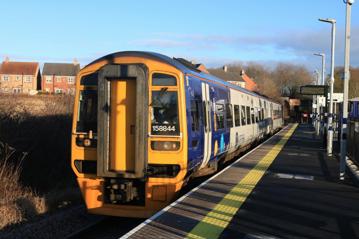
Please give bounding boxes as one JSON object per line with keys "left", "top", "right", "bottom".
{"left": 71, "top": 51, "right": 283, "bottom": 218}
{"left": 348, "top": 98, "right": 359, "bottom": 165}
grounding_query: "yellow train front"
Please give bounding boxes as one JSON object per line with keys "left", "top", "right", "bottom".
{"left": 71, "top": 51, "right": 283, "bottom": 218}
{"left": 71, "top": 52, "right": 190, "bottom": 218}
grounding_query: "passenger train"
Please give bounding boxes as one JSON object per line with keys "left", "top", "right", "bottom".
{"left": 71, "top": 51, "right": 283, "bottom": 218}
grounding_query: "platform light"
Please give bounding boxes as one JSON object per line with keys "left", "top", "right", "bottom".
{"left": 340, "top": 0, "right": 354, "bottom": 180}
{"left": 318, "top": 17, "right": 336, "bottom": 156}
{"left": 313, "top": 53, "right": 326, "bottom": 137}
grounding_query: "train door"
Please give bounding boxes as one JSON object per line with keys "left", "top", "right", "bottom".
{"left": 97, "top": 64, "right": 148, "bottom": 179}
{"left": 109, "top": 79, "right": 136, "bottom": 172}
{"left": 200, "top": 82, "right": 212, "bottom": 168}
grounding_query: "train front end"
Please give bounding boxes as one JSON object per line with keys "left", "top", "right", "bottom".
{"left": 71, "top": 53, "right": 188, "bottom": 217}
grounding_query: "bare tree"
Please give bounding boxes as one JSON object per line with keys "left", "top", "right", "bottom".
{"left": 272, "top": 63, "right": 313, "bottom": 98}
{"left": 209, "top": 62, "right": 313, "bottom": 100}
{"left": 334, "top": 67, "right": 359, "bottom": 99}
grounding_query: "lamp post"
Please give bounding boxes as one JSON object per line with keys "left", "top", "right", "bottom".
{"left": 314, "top": 53, "right": 326, "bottom": 136}
{"left": 340, "top": 0, "right": 354, "bottom": 180}
{"left": 313, "top": 53, "right": 326, "bottom": 85}
{"left": 319, "top": 18, "right": 336, "bottom": 156}
{"left": 313, "top": 69, "right": 321, "bottom": 135}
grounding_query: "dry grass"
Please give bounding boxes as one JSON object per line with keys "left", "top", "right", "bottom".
{"left": 0, "top": 93, "right": 73, "bottom": 120}
{"left": 0, "top": 93, "right": 82, "bottom": 229}
{"left": 0, "top": 143, "right": 46, "bottom": 229}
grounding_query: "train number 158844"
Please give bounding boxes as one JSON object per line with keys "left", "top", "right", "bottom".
{"left": 152, "top": 125, "right": 176, "bottom": 132}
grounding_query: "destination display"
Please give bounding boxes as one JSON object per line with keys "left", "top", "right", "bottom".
{"left": 300, "top": 85, "right": 328, "bottom": 95}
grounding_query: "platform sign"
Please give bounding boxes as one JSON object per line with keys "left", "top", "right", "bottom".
{"left": 300, "top": 85, "right": 327, "bottom": 96}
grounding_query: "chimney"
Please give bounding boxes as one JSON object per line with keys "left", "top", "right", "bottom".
{"left": 73, "top": 58, "right": 79, "bottom": 65}
{"left": 4, "top": 56, "right": 9, "bottom": 63}
{"left": 223, "top": 65, "right": 228, "bottom": 72}
{"left": 196, "top": 64, "right": 209, "bottom": 74}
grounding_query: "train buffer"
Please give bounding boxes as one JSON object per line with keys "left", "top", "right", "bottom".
{"left": 121, "top": 123, "right": 359, "bottom": 239}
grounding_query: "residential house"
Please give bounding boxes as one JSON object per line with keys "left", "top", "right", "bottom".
{"left": 0, "top": 58, "right": 41, "bottom": 94}
{"left": 239, "top": 70, "right": 258, "bottom": 92}
{"left": 42, "top": 61, "right": 80, "bottom": 94}
{"left": 208, "top": 66, "right": 259, "bottom": 89}
{"left": 226, "top": 74, "right": 247, "bottom": 89}
{"left": 212, "top": 66, "right": 247, "bottom": 88}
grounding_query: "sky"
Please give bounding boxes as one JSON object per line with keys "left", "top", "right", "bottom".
{"left": 1, "top": 0, "right": 359, "bottom": 73}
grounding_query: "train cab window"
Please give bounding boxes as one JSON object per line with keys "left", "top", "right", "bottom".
{"left": 190, "top": 100, "right": 201, "bottom": 131}
{"left": 80, "top": 72, "right": 98, "bottom": 86}
{"left": 151, "top": 90, "right": 180, "bottom": 135}
{"left": 234, "top": 105, "right": 240, "bottom": 127}
{"left": 241, "top": 106, "right": 246, "bottom": 126}
{"left": 215, "top": 103, "right": 225, "bottom": 130}
{"left": 152, "top": 73, "right": 177, "bottom": 86}
{"left": 226, "top": 103, "right": 233, "bottom": 128}
{"left": 246, "top": 106, "right": 251, "bottom": 125}
{"left": 76, "top": 90, "right": 98, "bottom": 133}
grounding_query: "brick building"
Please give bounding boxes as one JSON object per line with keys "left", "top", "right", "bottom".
{"left": 0, "top": 58, "right": 41, "bottom": 94}
{"left": 42, "top": 62, "right": 80, "bottom": 94}
{"left": 239, "top": 70, "right": 258, "bottom": 92}
{"left": 209, "top": 67, "right": 258, "bottom": 91}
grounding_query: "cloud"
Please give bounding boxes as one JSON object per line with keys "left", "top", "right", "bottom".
{"left": 129, "top": 27, "right": 359, "bottom": 69}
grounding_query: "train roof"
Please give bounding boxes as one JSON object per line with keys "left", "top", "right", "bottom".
{"left": 86, "top": 51, "right": 278, "bottom": 104}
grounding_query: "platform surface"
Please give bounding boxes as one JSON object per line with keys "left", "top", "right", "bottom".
{"left": 121, "top": 124, "right": 359, "bottom": 239}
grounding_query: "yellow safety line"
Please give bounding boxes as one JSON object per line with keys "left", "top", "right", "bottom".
{"left": 187, "top": 124, "right": 298, "bottom": 239}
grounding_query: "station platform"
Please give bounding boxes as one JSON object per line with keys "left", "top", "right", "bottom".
{"left": 121, "top": 124, "right": 359, "bottom": 239}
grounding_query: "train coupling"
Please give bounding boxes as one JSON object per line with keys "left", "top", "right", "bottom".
{"left": 105, "top": 179, "right": 143, "bottom": 204}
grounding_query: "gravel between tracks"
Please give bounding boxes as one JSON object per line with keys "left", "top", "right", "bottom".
{"left": 0, "top": 205, "right": 103, "bottom": 239}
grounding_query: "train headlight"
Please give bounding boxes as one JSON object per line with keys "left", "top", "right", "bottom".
{"left": 151, "top": 141, "right": 180, "bottom": 151}
{"left": 76, "top": 137, "right": 97, "bottom": 148}
{"left": 83, "top": 139, "right": 92, "bottom": 147}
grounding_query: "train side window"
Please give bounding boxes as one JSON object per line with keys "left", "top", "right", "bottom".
{"left": 251, "top": 108, "right": 255, "bottom": 123}
{"left": 152, "top": 73, "right": 177, "bottom": 86}
{"left": 234, "top": 105, "right": 240, "bottom": 127}
{"left": 261, "top": 108, "right": 264, "bottom": 121}
{"left": 76, "top": 90, "right": 98, "bottom": 133}
{"left": 202, "top": 101, "right": 208, "bottom": 131}
{"left": 246, "top": 106, "right": 251, "bottom": 125}
{"left": 256, "top": 108, "right": 260, "bottom": 123}
{"left": 241, "top": 106, "right": 246, "bottom": 126}
{"left": 190, "top": 100, "right": 200, "bottom": 131}
{"left": 226, "top": 103, "right": 233, "bottom": 128}
{"left": 215, "top": 103, "right": 225, "bottom": 130}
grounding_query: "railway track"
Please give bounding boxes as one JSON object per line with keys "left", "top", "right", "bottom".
{"left": 66, "top": 216, "right": 144, "bottom": 239}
